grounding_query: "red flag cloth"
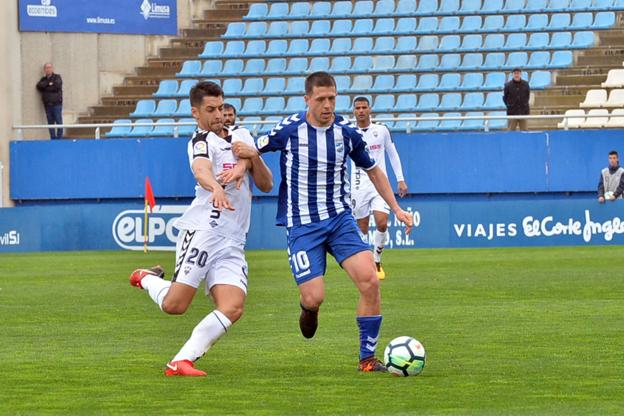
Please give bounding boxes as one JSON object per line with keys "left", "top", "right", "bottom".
{"left": 145, "top": 177, "right": 156, "bottom": 212}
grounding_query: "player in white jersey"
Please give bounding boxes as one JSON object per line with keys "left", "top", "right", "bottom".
{"left": 351, "top": 97, "right": 408, "bottom": 280}
{"left": 128, "top": 81, "right": 272, "bottom": 377}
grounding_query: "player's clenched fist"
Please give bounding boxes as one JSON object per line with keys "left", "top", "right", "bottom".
{"left": 232, "top": 142, "right": 259, "bottom": 159}
{"left": 394, "top": 208, "right": 413, "bottom": 235}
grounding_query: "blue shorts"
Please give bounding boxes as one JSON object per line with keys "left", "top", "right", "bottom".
{"left": 286, "top": 211, "right": 369, "bottom": 285}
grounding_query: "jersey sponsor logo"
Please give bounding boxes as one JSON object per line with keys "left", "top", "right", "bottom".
{"left": 222, "top": 162, "right": 236, "bottom": 170}
{"left": 368, "top": 144, "right": 382, "bottom": 151}
{"left": 112, "top": 205, "right": 185, "bottom": 251}
{"left": 193, "top": 141, "right": 207, "bottom": 156}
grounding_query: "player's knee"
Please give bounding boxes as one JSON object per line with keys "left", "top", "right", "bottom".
{"left": 359, "top": 272, "right": 380, "bottom": 299}
{"left": 301, "top": 291, "right": 324, "bottom": 310}
{"left": 161, "top": 299, "right": 188, "bottom": 315}
{"left": 376, "top": 220, "right": 388, "bottom": 233}
{"left": 221, "top": 304, "right": 244, "bottom": 323}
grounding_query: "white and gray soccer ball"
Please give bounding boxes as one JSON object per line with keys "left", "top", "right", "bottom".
{"left": 384, "top": 336, "right": 426, "bottom": 377}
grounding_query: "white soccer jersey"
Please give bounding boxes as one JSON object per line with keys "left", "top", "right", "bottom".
{"left": 174, "top": 126, "right": 255, "bottom": 243}
{"left": 350, "top": 122, "right": 405, "bottom": 193}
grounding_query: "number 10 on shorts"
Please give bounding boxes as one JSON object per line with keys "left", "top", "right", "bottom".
{"left": 290, "top": 250, "right": 311, "bottom": 279}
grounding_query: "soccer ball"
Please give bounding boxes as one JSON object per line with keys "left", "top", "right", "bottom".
{"left": 384, "top": 336, "right": 426, "bottom": 377}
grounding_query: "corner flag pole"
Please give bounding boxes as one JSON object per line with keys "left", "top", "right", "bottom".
{"left": 143, "top": 198, "right": 149, "bottom": 253}
{"left": 144, "top": 176, "right": 156, "bottom": 253}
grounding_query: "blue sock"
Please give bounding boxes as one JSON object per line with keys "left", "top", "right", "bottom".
{"left": 356, "top": 315, "right": 382, "bottom": 361}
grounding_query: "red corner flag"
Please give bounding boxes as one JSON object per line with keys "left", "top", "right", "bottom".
{"left": 144, "top": 177, "right": 156, "bottom": 253}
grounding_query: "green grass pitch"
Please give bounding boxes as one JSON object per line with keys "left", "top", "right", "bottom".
{"left": 1, "top": 246, "right": 623, "bottom": 415}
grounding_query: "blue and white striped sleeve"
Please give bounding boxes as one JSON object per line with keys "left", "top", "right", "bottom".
{"left": 256, "top": 114, "right": 299, "bottom": 153}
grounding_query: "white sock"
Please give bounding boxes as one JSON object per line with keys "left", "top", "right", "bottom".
{"left": 172, "top": 310, "right": 232, "bottom": 363}
{"left": 141, "top": 274, "right": 171, "bottom": 310}
{"left": 373, "top": 230, "right": 387, "bottom": 264}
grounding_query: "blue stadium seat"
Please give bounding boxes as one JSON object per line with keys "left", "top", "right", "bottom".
{"left": 106, "top": 119, "right": 132, "bottom": 138}
{"left": 352, "top": 75, "right": 374, "bottom": 92}
{"left": 268, "top": 2, "right": 289, "bottom": 19}
{"left": 290, "top": 2, "right": 311, "bottom": 18}
{"left": 389, "top": 113, "right": 411, "bottom": 131}
{"left": 460, "top": 0, "right": 483, "bottom": 13}
{"left": 177, "top": 60, "right": 201, "bottom": 77}
{"left": 396, "top": 0, "right": 417, "bottom": 16}
{"left": 309, "top": 57, "right": 330, "bottom": 72}
{"left": 223, "top": 22, "right": 245, "bottom": 38}
{"left": 266, "top": 40, "right": 288, "bottom": 57}
{"left": 439, "top": 93, "right": 462, "bottom": 111}
{"left": 528, "top": 51, "right": 551, "bottom": 69}
{"left": 548, "top": 0, "right": 570, "bottom": 11}
{"left": 440, "top": 35, "right": 461, "bottom": 51}
{"left": 244, "top": 40, "right": 266, "bottom": 57}
{"left": 571, "top": 12, "right": 593, "bottom": 29}
{"left": 415, "top": 74, "right": 439, "bottom": 91}
{"left": 483, "top": 72, "right": 506, "bottom": 90}
{"left": 417, "top": 17, "right": 438, "bottom": 33}
{"left": 395, "top": 74, "right": 417, "bottom": 92}
{"left": 440, "top": 16, "right": 460, "bottom": 32}
{"left": 550, "top": 32, "right": 572, "bottom": 49}
{"left": 505, "top": 52, "right": 529, "bottom": 68}
{"left": 416, "top": 54, "right": 439, "bottom": 71}
{"left": 439, "top": 73, "right": 461, "bottom": 91}
{"left": 460, "top": 34, "right": 483, "bottom": 51}
{"left": 374, "top": 114, "right": 394, "bottom": 130}
{"left": 504, "top": 15, "right": 527, "bottom": 32}
{"left": 413, "top": 113, "right": 439, "bottom": 132}
{"left": 200, "top": 60, "right": 223, "bottom": 77}
{"left": 331, "top": 19, "right": 353, "bottom": 36}
{"left": 483, "top": 92, "right": 505, "bottom": 110}
{"left": 503, "top": 0, "right": 526, "bottom": 12}
{"left": 440, "top": 0, "right": 460, "bottom": 13}
{"left": 484, "top": 15, "right": 505, "bottom": 32}
{"left": 549, "top": 13, "right": 571, "bottom": 30}
{"left": 285, "top": 77, "right": 303, "bottom": 95}
{"left": 310, "top": 20, "right": 331, "bottom": 36}
{"left": 246, "top": 22, "right": 267, "bottom": 38}
{"left": 527, "top": 33, "right": 550, "bottom": 50}
{"left": 335, "top": 75, "right": 351, "bottom": 92}
{"left": 459, "top": 73, "right": 485, "bottom": 90}
{"left": 459, "top": 112, "right": 485, "bottom": 131}
{"left": 130, "top": 100, "right": 156, "bottom": 117}
{"left": 330, "top": 57, "right": 352, "bottom": 73}
{"left": 527, "top": 14, "right": 549, "bottom": 31}
{"left": 551, "top": 50, "right": 573, "bottom": 67}
{"left": 224, "top": 98, "right": 241, "bottom": 113}
{"left": 354, "top": 37, "right": 374, "bottom": 53}
{"left": 483, "top": 52, "right": 506, "bottom": 69}
{"left": 285, "top": 58, "right": 308, "bottom": 75}
{"left": 593, "top": 0, "right": 614, "bottom": 9}
{"left": 594, "top": 11, "right": 616, "bottom": 28}
{"left": 505, "top": 33, "right": 527, "bottom": 50}
{"left": 460, "top": 16, "right": 482, "bottom": 32}
{"left": 461, "top": 53, "right": 484, "bottom": 70}
{"left": 174, "top": 100, "right": 192, "bottom": 117}
{"left": 331, "top": 38, "right": 353, "bottom": 55}
{"left": 353, "top": 19, "right": 374, "bottom": 35}
{"left": 199, "top": 41, "right": 223, "bottom": 58}
{"left": 311, "top": 2, "right": 332, "bottom": 17}
{"left": 267, "top": 21, "right": 288, "bottom": 37}
{"left": 417, "top": 0, "right": 439, "bottom": 14}
{"left": 154, "top": 99, "right": 178, "bottom": 117}
{"left": 353, "top": 1, "right": 375, "bottom": 17}
{"left": 353, "top": 56, "right": 374, "bottom": 72}
{"left": 463, "top": 92, "right": 485, "bottom": 110}
{"left": 241, "top": 98, "right": 263, "bottom": 115}
{"left": 262, "top": 116, "right": 283, "bottom": 133}
{"left": 396, "top": 36, "right": 417, "bottom": 53}
{"left": 570, "top": 0, "right": 591, "bottom": 9}
{"left": 310, "top": 39, "right": 330, "bottom": 55}
{"left": 416, "top": 93, "right": 440, "bottom": 111}
{"left": 242, "top": 59, "right": 265, "bottom": 75}
{"left": 374, "top": 0, "right": 396, "bottom": 16}
{"left": 241, "top": 78, "right": 263, "bottom": 96}
{"left": 242, "top": 117, "right": 262, "bottom": 132}
{"left": 437, "top": 113, "right": 462, "bottom": 131}
{"left": 373, "top": 18, "right": 395, "bottom": 34}
{"left": 291, "top": 21, "right": 310, "bottom": 37}
{"left": 336, "top": 95, "right": 352, "bottom": 113}
{"left": 332, "top": 1, "right": 353, "bottom": 17}
{"left": 373, "top": 94, "right": 396, "bottom": 112}
{"left": 266, "top": 58, "right": 287, "bottom": 75}
{"left": 244, "top": 3, "right": 268, "bottom": 20}
{"left": 154, "top": 80, "right": 178, "bottom": 98}
{"left": 529, "top": 71, "right": 552, "bottom": 89}
{"left": 262, "top": 97, "right": 286, "bottom": 115}
{"left": 287, "top": 39, "right": 309, "bottom": 56}
{"left": 175, "top": 79, "right": 197, "bottom": 98}
{"left": 396, "top": 55, "right": 418, "bottom": 71}
{"left": 484, "top": 34, "right": 505, "bottom": 50}
{"left": 374, "top": 36, "right": 395, "bottom": 53}
{"left": 417, "top": 36, "right": 439, "bottom": 52}
{"left": 370, "top": 75, "right": 394, "bottom": 92}
{"left": 264, "top": 77, "right": 286, "bottom": 95}
{"left": 149, "top": 118, "right": 175, "bottom": 137}
{"left": 482, "top": 0, "right": 504, "bottom": 12}
{"left": 396, "top": 18, "right": 417, "bottom": 33}
{"left": 440, "top": 54, "right": 461, "bottom": 70}
{"left": 571, "top": 31, "right": 594, "bottom": 48}
{"left": 223, "top": 41, "right": 244, "bottom": 57}
{"left": 524, "top": 0, "right": 547, "bottom": 10}
{"left": 127, "top": 119, "right": 154, "bottom": 137}
{"left": 175, "top": 118, "right": 195, "bottom": 137}
{"left": 487, "top": 111, "right": 508, "bottom": 130}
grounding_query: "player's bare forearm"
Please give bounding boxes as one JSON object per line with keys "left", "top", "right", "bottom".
{"left": 366, "top": 166, "right": 413, "bottom": 234}
{"left": 192, "top": 159, "right": 221, "bottom": 192}
{"left": 248, "top": 153, "right": 273, "bottom": 193}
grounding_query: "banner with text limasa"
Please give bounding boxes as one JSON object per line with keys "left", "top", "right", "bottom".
{"left": 18, "top": 0, "right": 177, "bottom": 35}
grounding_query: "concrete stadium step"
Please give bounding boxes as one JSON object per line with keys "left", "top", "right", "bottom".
{"left": 90, "top": 105, "right": 134, "bottom": 117}
{"left": 111, "top": 85, "right": 157, "bottom": 96}
{"left": 159, "top": 46, "right": 203, "bottom": 59}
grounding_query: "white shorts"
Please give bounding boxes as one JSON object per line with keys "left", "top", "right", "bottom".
{"left": 173, "top": 229, "right": 248, "bottom": 295}
{"left": 351, "top": 188, "right": 390, "bottom": 220}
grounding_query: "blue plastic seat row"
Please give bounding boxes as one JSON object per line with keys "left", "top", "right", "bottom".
{"left": 389, "top": 111, "right": 508, "bottom": 132}
{"left": 200, "top": 31, "right": 593, "bottom": 59}
{"left": 224, "top": 12, "right": 615, "bottom": 39}
{"left": 130, "top": 99, "right": 193, "bottom": 118}
{"left": 106, "top": 118, "right": 197, "bottom": 138}
{"left": 177, "top": 52, "right": 572, "bottom": 78}
{"left": 243, "top": 0, "right": 624, "bottom": 21}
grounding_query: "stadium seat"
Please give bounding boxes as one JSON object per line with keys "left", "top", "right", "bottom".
{"left": 246, "top": 22, "right": 267, "bottom": 38}
{"left": 330, "top": 57, "right": 352, "bottom": 73}
{"left": 416, "top": 93, "right": 440, "bottom": 111}
{"left": 291, "top": 21, "right": 310, "bottom": 37}
{"left": 130, "top": 100, "right": 156, "bottom": 117}
{"left": 374, "top": 113, "right": 395, "bottom": 129}
{"left": 153, "top": 99, "right": 177, "bottom": 117}
{"left": 177, "top": 118, "right": 196, "bottom": 137}
{"left": 605, "top": 109, "right": 624, "bottom": 128}
{"left": 200, "top": 41, "right": 224, "bottom": 58}
{"left": 369, "top": 74, "right": 393, "bottom": 92}
{"left": 505, "top": 33, "right": 528, "bottom": 50}
{"left": 550, "top": 50, "right": 573, "bottom": 68}
{"left": 416, "top": 55, "right": 438, "bottom": 71}
{"left": 395, "top": 74, "right": 417, "bottom": 92}
{"left": 154, "top": 80, "right": 178, "bottom": 98}
{"left": 266, "top": 58, "right": 287, "bottom": 75}
{"left": 437, "top": 113, "right": 462, "bottom": 131}
{"left": 244, "top": 3, "right": 268, "bottom": 20}
{"left": 459, "top": 112, "right": 485, "bottom": 131}
{"left": 483, "top": 92, "right": 505, "bottom": 110}
{"left": 242, "top": 59, "right": 265, "bottom": 75}
{"left": 395, "top": 94, "right": 418, "bottom": 111}
{"left": 309, "top": 57, "right": 329, "bottom": 72}
{"left": 463, "top": 92, "right": 485, "bottom": 110}
{"left": 174, "top": 79, "right": 198, "bottom": 98}
{"left": 483, "top": 72, "right": 506, "bottom": 90}
{"left": 528, "top": 33, "right": 550, "bottom": 50}
{"left": 331, "top": 20, "right": 352, "bottom": 36}
{"left": 460, "top": 35, "right": 483, "bottom": 51}
{"left": 336, "top": 95, "right": 351, "bottom": 113}
{"left": 311, "top": 2, "right": 332, "bottom": 17}
{"left": 439, "top": 93, "right": 462, "bottom": 111}
{"left": 460, "top": 16, "right": 482, "bottom": 32}
{"left": 417, "top": 17, "right": 439, "bottom": 34}
{"left": 353, "top": 56, "right": 373, "bottom": 72}
{"left": 392, "top": 113, "right": 416, "bottom": 132}
{"left": 415, "top": 74, "right": 439, "bottom": 91}
{"left": 177, "top": 60, "right": 201, "bottom": 77}
{"left": 241, "top": 98, "right": 263, "bottom": 115}
{"left": 549, "top": 13, "right": 571, "bottom": 30}
{"left": 527, "top": 14, "right": 549, "bottom": 31}
{"left": 460, "top": 0, "right": 482, "bottom": 13}
{"left": 580, "top": 89, "right": 608, "bottom": 107}
{"left": 548, "top": 0, "right": 570, "bottom": 11}
{"left": 267, "top": 21, "right": 288, "bottom": 37}
{"left": 396, "top": 17, "right": 417, "bottom": 33}
{"left": 529, "top": 71, "right": 552, "bottom": 89}
{"left": 593, "top": 0, "right": 615, "bottom": 9}
{"left": 581, "top": 108, "right": 609, "bottom": 128}
{"left": 528, "top": 51, "right": 551, "bottom": 69}
{"left": 440, "top": 16, "right": 460, "bottom": 33}
{"left": 604, "top": 89, "right": 624, "bottom": 107}
{"left": 354, "top": 37, "right": 374, "bottom": 53}
{"left": 352, "top": 75, "right": 374, "bottom": 92}
{"left": 310, "top": 20, "right": 331, "bottom": 36}
{"left": 285, "top": 77, "right": 305, "bottom": 94}
{"left": 483, "top": 52, "right": 506, "bottom": 70}
{"left": 504, "top": 15, "right": 527, "bottom": 32}
{"left": 570, "top": 0, "right": 591, "bottom": 9}
{"left": 353, "top": 19, "right": 374, "bottom": 35}
{"left": 262, "top": 116, "right": 284, "bottom": 133}
{"left": 396, "top": 36, "right": 417, "bottom": 53}
{"left": 439, "top": 73, "right": 462, "bottom": 91}
{"left": 127, "top": 119, "right": 154, "bottom": 137}
{"left": 223, "top": 41, "right": 244, "bottom": 57}
{"left": 440, "top": 35, "right": 461, "bottom": 51}
{"left": 224, "top": 98, "right": 241, "bottom": 113}
{"left": 268, "top": 3, "right": 289, "bottom": 19}
{"left": 200, "top": 60, "right": 223, "bottom": 77}
{"left": 601, "top": 69, "right": 624, "bottom": 88}
{"left": 372, "top": 94, "right": 395, "bottom": 112}
{"left": 440, "top": 0, "right": 461, "bottom": 14}
{"left": 287, "top": 39, "right": 308, "bottom": 56}
{"left": 374, "top": 56, "right": 396, "bottom": 72}
{"left": 285, "top": 58, "right": 308, "bottom": 75}
{"left": 290, "top": 2, "right": 311, "bottom": 18}
{"left": 440, "top": 54, "right": 462, "bottom": 71}
{"left": 244, "top": 40, "right": 266, "bottom": 57}
{"left": 486, "top": 111, "right": 509, "bottom": 130}
{"left": 309, "top": 39, "right": 330, "bottom": 55}
{"left": 241, "top": 78, "right": 264, "bottom": 96}
{"left": 506, "top": 52, "right": 529, "bottom": 68}
{"left": 396, "top": 0, "right": 417, "bottom": 16}
{"left": 526, "top": 0, "right": 548, "bottom": 12}
{"left": 374, "top": 0, "right": 397, "bottom": 16}
{"left": 262, "top": 97, "right": 286, "bottom": 115}
{"left": 106, "top": 119, "right": 132, "bottom": 138}
{"left": 265, "top": 40, "right": 288, "bottom": 57}
{"left": 335, "top": 75, "right": 351, "bottom": 92}
{"left": 149, "top": 118, "right": 175, "bottom": 137}
{"left": 417, "top": 36, "right": 439, "bottom": 52}
{"left": 571, "top": 31, "right": 595, "bottom": 48}
{"left": 331, "top": 38, "right": 352, "bottom": 55}
{"left": 264, "top": 77, "right": 286, "bottom": 95}
{"left": 396, "top": 55, "right": 418, "bottom": 71}
{"left": 503, "top": 0, "right": 525, "bottom": 12}
{"left": 223, "top": 22, "right": 245, "bottom": 38}
{"left": 484, "top": 34, "right": 505, "bottom": 51}
{"left": 482, "top": 0, "right": 504, "bottom": 13}
{"left": 373, "top": 18, "right": 395, "bottom": 34}
{"left": 222, "top": 79, "right": 242, "bottom": 97}
{"left": 413, "top": 113, "right": 439, "bottom": 132}
{"left": 353, "top": 0, "right": 375, "bottom": 17}
{"left": 461, "top": 53, "right": 484, "bottom": 70}
{"left": 483, "top": 15, "right": 505, "bottom": 32}
{"left": 331, "top": 1, "right": 352, "bottom": 17}
{"left": 570, "top": 12, "right": 593, "bottom": 30}
{"left": 417, "top": 0, "right": 439, "bottom": 14}
{"left": 459, "top": 73, "right": 485, "bottom": 90}
{"left": 374, "top": 37, "right": 395, "bottom": 53}
{"left": 174, "top": 100, "right": 192, "bottom": 117}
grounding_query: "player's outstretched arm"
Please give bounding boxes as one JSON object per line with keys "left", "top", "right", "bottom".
{"left": 232, "top": 142, "right": 273, "bottom": 193}
{"left": 192, "top": 158, "right": 234, "bottom": 211}
{"left": 366, "top": 165, "right": 413, "bottom": 234}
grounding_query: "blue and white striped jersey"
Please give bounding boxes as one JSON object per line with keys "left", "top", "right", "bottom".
{"left": 257, "top": 112, "right": 376, "bottom": 227}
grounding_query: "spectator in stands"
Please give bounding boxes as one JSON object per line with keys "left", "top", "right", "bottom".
{"left": 223, "top": 103, "right": 237, "bottom": 127}
{"left": 503, "top": 68, "right": 530, "bottom": 131}
{"left": 36, "top": 63, "right": 63, "bottom": 139}
{"left": 598, "top": 150, "right": 624, "bottom": 203}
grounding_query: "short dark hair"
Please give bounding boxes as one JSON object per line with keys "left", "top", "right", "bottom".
{"left": 305, "top": 71, "right": 336, "bottom": 95}
{"left": 223, "top": 103, "right": 237, "bottom": 115}
{"left": 190, "top": 81, "right": 223, "bottom": 107}
{"left": 609, "top": 150, "right": 619, "bottom": 157}
{"left": 353, "top": 96, "right": 370, "bottom": 106}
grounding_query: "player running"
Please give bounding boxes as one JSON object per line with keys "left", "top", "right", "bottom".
{"left": 351, "top": 97, "right": 408, "bottom": 280}
{"left": 233, "top": 72, "right": 413, "bottom": 372}
{"left": 129, "top": 81, "right": 272, "bottom": 377}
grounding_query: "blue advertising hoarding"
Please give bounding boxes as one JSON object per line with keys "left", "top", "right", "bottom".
{"left": 18, "top": 0, "right": 177, "bottom": 35}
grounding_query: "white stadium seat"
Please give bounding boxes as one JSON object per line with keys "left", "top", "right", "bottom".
{"left": 606, "top": 109, "right": 624, "bottom": 128}
{"left": 604, "top": 89, "right": 624, "bottom": 107}
{"left": 601, "top": 69, "right": 624, "bottom": 88}
{"left": 581, "top": 109, "right": 609, "bottom": 128}
{"left": 557, "top": 109, "right": 585, "bottom": 128}
{"left": 579, "top": 89, "right": 607, "bottom": 108}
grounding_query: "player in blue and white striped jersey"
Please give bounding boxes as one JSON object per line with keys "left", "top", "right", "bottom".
{"left": 234, "top": 72, "right": 413, "bottom": 372}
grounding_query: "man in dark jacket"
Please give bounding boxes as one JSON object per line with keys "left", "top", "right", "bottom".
{"left": 36, "top": 63, "right": 63, "bottom": 139}
{"left": 503, "top": 68, "right": 530, "bottom": 131}
{"left": 598, "top": 150, "right": 624, "bottom": 203}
